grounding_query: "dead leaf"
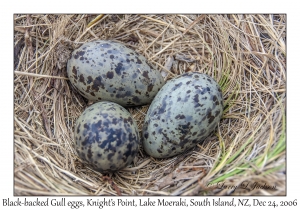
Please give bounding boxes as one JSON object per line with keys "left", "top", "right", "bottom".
{"left": 162, "top": 56, "right": 174, "bottom": 78}
{"left": 175, "top": 54, "right": 197, "bottom": 63}
{"left": 14, "top": 38, "right": 25, "bottom": 68}
{"left": 103, "top": 176, "right": 121, "bottom": 196}
{"left": 155, "top": 169, "right": 202, "bottom": 190}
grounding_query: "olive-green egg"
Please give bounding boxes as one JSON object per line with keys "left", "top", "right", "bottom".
{"left": 142, "top": 72, "right": 223, "bottom": 158}
{"left": 74, "top": 101, "right": 139, "bottom": 172}
{"left": 67, "top": 40, "right": 165, "bottom": 106}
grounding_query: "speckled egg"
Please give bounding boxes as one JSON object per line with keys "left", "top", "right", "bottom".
{"left": 67, "top": 40, "right": 165, "bottom": 106}
{"left": 74, "top": 101, "right": 139, "bottom": 172}
{"left": 142, "top": 72, "right": 223, "bottom": 158}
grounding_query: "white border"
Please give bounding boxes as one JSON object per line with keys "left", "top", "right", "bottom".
{"left": 2, "top": 1, "right": 298, "bottom": 209}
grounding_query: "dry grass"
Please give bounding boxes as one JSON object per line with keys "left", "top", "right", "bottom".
{"left": 14, "top": 14, "right": 286, "bottom": 196}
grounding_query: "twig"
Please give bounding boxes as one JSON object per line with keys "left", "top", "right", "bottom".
{"left": 15, "top": 71, "right": 69, "bottom": 80}
{"left": 87, "top": 14, "right": 105, "bottom": 28}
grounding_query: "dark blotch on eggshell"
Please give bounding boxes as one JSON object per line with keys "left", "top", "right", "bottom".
{"left": 106, "top": 71, "right": 114, "bottom": 79}
{"left": 142, "top": 72, "right": 223, "bottom": 158}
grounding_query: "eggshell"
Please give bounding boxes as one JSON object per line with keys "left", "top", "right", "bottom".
{"left": 142, "top": 72, "right": 223, "bottom": 158}
{"left": 67, "top": 40, "right": 165, "bottom": 106}
{"left": 74, "top": 101, "right": 140, "bottom": 172}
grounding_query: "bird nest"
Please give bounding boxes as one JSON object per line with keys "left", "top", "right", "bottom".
{"left": 14, "top": 14, "right": 286, "bottom": 195}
